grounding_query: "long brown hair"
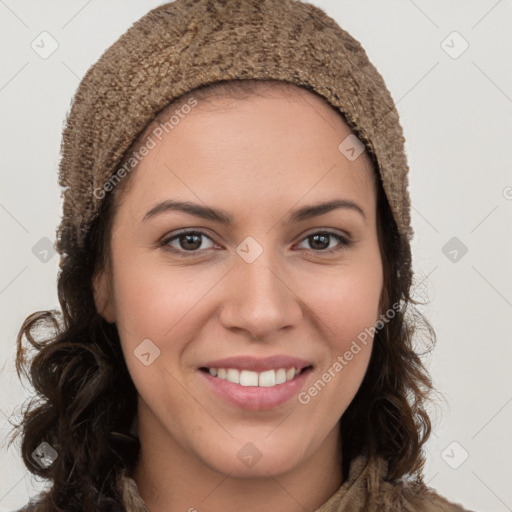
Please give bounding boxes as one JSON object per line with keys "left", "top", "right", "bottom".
{"left": 9, "top": 79, "right": 435, "bottom": 512}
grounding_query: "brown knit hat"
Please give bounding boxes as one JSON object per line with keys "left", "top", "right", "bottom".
{"left": 55, "top": 0, "right": 413, "bottom": 262}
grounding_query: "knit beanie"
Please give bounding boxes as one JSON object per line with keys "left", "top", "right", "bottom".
{"left": 55, "top": 0, "right": 413, "bottom": 263}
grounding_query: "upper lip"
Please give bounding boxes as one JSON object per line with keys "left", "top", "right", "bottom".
{"left": 199, "top": 355, "right": 313, "bottom": 373}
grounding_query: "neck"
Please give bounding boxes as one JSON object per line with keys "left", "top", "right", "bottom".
{"left": 130, "top": 411, "right": 343, "bottom": 512}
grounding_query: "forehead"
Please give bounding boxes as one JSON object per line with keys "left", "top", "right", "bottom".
{"left": 113, "top": 85, "right": 376, "bottom": 221}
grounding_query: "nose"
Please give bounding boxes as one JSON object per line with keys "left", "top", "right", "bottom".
{"left": 219, "top": 250, "right": 303, "bottom": 340}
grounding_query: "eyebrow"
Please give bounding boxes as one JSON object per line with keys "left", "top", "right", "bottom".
{"left": 142, "top": 198, "right": 366, "bottom": 225}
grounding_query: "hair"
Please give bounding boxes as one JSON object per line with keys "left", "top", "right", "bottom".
{"left": 9, "top": 79, "right": 436, "bottom": 512}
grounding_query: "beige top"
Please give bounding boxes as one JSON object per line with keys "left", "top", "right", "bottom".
{"left": 119, "top": 455, "right": 474, "bottom": 512}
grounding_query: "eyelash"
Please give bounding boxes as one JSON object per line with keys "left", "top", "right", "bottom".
{"left": 160, "top": 229, "right": 352, "bottom": 257}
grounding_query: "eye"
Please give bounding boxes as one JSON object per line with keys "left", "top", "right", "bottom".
{"left": 160, "top": 229, "right": 352, "bottom": 257}
{"left": 161, "top": 230, "right": 216, "bottom": 255}
{"left": 296, "top": 231, "right": 352, "bottom": 253}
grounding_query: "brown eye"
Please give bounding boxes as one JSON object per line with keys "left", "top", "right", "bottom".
{"left": 162, "top": 231, "right": 216, "bottom": 254}
{"left": 297, "top": 231, "right": 351, "bottom": 253}
{"left": 308, "top": 233, "right": 330, "bottom": 250}
{"left": 177, "top": 233, "right": 202, "bottom": 251}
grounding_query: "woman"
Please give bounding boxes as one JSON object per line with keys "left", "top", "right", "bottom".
{"left": 11, "top": 0, "right": 474, "bottom": 510}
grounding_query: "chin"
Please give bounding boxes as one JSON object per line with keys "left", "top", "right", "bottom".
{"left": 196, "top": 434, "right": 311, "bottom": 479}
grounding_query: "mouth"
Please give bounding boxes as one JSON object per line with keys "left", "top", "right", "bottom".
{"left": 197, "top": 364, "right": 314, "bottom": 411}
{"left": 199, "top": 365, "right": 313, "bottom": 388}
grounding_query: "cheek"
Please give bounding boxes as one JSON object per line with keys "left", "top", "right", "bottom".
{"left": 297, "top": 252, "right": 382, "bottom": 408}
{"left": 305, "top": 250, "right": 383, "bottom": 345}
{"left": 109, "top": 258, "right": 206, "bottom": 413}
{"left": 110, "top": 253, "right": 222, "bottom": 362}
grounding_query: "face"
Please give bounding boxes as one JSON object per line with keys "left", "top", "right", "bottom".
{"left": 94, "top": 85, "right": 383, "bottom": 478}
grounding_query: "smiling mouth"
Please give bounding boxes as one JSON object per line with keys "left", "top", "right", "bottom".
{"left": 199, "top": 366, "right": 313, "bottom": 387}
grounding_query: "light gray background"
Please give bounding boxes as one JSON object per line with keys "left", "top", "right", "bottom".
{"left": 1, "top": 1, "right": 511, "bottom": 511}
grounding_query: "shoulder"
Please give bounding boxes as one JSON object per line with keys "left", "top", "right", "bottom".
{"left": 380, "top": 476, "right": 476, "bottom": 512}
{"left": 334, "top": 455, "right": 476, "bottom": 512}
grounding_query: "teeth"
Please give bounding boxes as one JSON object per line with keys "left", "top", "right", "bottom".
{"left": 259, "top": 369, "right": 275, "bottom": 387}
{"left": 227, "top": 368, "right": 240, "bottom": 384}
{"left": 240, "top": 370, "right": 259, "bottom": 386}
{"left": 275, "top": 368, "right": 287, "bottom": 384}
{"left": 207, "top": 367, "right": 301, "bottom": 387}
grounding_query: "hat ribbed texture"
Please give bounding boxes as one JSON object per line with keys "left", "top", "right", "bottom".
{"left": 56, "top": 0, "right": 413, "bottom": 260}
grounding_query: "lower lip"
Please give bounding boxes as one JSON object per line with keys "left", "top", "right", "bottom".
{"left": 198, "top": 368, "right": 313, "bottom": 411}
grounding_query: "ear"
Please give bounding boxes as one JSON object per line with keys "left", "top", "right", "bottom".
{"left": 92, "top": 269, "right": 116, "bottom": 323}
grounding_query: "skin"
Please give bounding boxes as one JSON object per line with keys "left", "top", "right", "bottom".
{"left": 93, "top": 85, "right": 383, "bottom": 512}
